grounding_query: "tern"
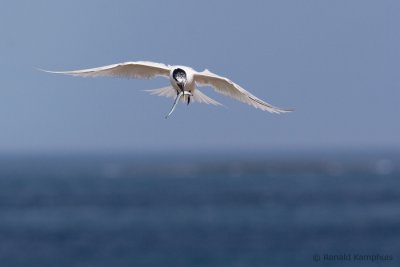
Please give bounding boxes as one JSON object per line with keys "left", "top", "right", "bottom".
{"left": 43, "top": 61, "right": 292, "bottom": 118}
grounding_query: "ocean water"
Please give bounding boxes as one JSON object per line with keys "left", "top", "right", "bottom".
{"left": 0, "top": 152, "right": 399, "bottom": 267}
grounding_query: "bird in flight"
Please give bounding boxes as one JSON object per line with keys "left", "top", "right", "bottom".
{"left": 43, "top": 61, "right": 292, "bottom": 118}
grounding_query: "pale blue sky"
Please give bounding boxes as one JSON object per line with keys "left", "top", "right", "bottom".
{"left": 0, "top": 0, "right": 399, "bottom": 153}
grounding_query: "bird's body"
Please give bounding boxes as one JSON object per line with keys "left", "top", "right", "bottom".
{"left": 169, "top": 66, "right": 195, "bottom": 102}
{"left": 43, "top": 61, "right": 292, "bottom": 117}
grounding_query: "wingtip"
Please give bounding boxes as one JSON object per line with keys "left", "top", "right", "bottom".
{"left": 37, "top": 68, "right": 64, "bottom": 74}
{"left": 276, "top": 107, "right": 295, "bottom": 114}
{"left": 283, "top": 107, "right": 295, "bottom": 112}
{"left": 37, "top": 68, "right": 50, "bottom": 73}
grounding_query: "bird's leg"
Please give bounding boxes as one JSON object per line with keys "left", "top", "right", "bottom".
{"left": 184, "top": 91, "right": 193, "bottom": 104}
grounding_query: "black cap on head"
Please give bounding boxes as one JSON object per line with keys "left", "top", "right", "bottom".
{"left": 172, "top": 68, "right": 186, "bottom": 82}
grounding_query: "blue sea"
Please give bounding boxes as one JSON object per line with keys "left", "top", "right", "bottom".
{"left": 0, "top": 151, "right": 399, "bottom": 267}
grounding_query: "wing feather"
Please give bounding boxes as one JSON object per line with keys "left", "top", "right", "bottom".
{"left": 194, "top": 69, "right": 292, "bottom": 113}
{"left": 41, "top": 61, "right": 170, "bottom": 79}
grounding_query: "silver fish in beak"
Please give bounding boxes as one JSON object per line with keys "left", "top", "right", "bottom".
{"left": 165, "top": 91, "right": 193, "bottom": 118}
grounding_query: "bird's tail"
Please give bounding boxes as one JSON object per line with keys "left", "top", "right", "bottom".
{"left": 145, "top": 86, "right": 223, "bottom": 106}
{"left": 144, "top": 86, "right": 177, "bottom": 99}
{"left": 192, "top": 89, "right": 223, "bottom": 106}
{"left": 144, "top": 86, "right": 187, "bottom": 103}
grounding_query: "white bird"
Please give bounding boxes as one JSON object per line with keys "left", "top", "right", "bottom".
{"left": 43, "top": 61, "right": 292, "bottom": 118}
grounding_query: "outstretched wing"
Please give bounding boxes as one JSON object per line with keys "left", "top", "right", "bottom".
{"left": 41, "top": 61, "right": 170, "bottom": 79}
{"left": 194, "top": 69, "right": 292, "bottom": 113}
